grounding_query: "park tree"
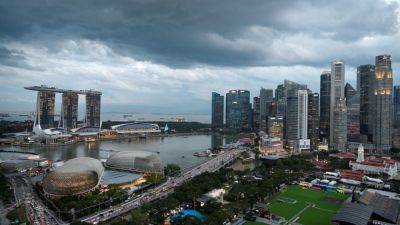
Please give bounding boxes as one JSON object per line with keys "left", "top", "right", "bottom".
{"left": 164, "top": 164, "right": 181, "bottom": 177}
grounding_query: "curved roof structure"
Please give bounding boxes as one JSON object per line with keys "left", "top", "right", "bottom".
{"left": 43, "top": 157, "right": 104, "bottom": 196}
{"left": 106, "top": 151, "right": 163, "bottom": 174}
{"left": 111, "top": 123, "right": 160, "bottom": 133}
{"left": 71, "top": 126, "right": 100, "bottom": 133}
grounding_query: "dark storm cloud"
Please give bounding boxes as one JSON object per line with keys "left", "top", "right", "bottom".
{"left": 0, "top": 46, "right": 42, "bottom": 71}
{"left": 0, "top": 0, "right": 398, "bottom": 68}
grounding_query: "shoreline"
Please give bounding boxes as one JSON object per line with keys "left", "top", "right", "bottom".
{"left": 8, "top": 131, "right": 216, "bottom": 148}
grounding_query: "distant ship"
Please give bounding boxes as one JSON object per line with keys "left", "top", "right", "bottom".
{"left": 123, "top": 114, "right": 133, "bottom": 118}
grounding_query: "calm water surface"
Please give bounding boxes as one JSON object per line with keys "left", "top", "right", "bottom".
{"left": 2, "top": 134, "right": 234, "bottom": 169}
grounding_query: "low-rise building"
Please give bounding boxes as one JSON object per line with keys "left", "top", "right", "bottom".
{"left": 349, "top": 145, "right": 397, "bottom": 178}
{"left": 259, "top": 135, "right": 289, "bottom": 160}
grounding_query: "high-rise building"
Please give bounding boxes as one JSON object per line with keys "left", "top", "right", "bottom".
{"left": 259, "top": 88, "right": 273, "bottom": 132}
{"left": 332, "top": 98, "right": 347, "bottom": 150}
{"left": 35, "top": 91, "right": 56, "bottom": 129}
{"left": 345, "top": 83, "right": 360, "bottom": 142}
{"left": 275, "top": 84, "right": 285, "bottom": 117}
{"left": 211, "top": 92, "right": 224, "bottom": 130}
{"left": 357, "top": 64, "right": 375, "bottom": 143}
{"left": 286, "top": 84, "right": 309, "bottom": 151}
{"left": 60, "top": 92, "right": 78, "bottom": 130}
{"left": 253, "top": 96, "right": 260, "bottom": 131}
{"left": 86, "top": 93, "right": 101, "bottom": 127}
{"left": 394, "top": 86, "right": 400, "bottom": 128}
{"left": 371, "top": 54, "right": 393, "bottom": 154}
{"left": 307, "top": 92, "right": 319, "bottom": 149}
{"left": 226, "top": 90, "right": 251, "bottom": 131}
{"left": 319, "top": 71, "right": 331, "bottom": 141}
{"left": 330, "top": 60, "right": 346, "bottom": 150}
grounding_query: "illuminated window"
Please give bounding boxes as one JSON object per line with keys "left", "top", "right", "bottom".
{"left": 385, "top": 88, "right": 391, "bottom": 95}
{"left": 375, "top": 71, "right": 384, "bottom": 79}
{"left": 387, "top": 71, "right": 392, "bottom": 79}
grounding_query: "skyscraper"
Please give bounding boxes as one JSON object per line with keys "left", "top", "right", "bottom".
{"left": 308, "top": 92, "right": 319, "bottom": 149}
{"left": 330, "top": 60, "right": 346, "bottom": 150}
{"left": 357, "top": 64, "right": 375, "bottom": 142}
{"left": 259, "top": 88, "right": 273, "bottom": 132}
{"left": 285, "top": 82, "right": 309, "bottom": 151}
{"left": 319, "top": 71, "right": 331, "bottom": 141}
{"left": 275, "top": 84, "right": 285, "bottom": 117}
{"left": 345, "top": 83, "right": 360, "bottom": 142}
{"left": 226, "top": 90, "right": 250, "bottom": 131}
{"left": 371, "top": 54, "right": 393, "bottom": 154}
{"left": 60, "top": 92, "right": 78, "bottom": 130}
{"left": 86, "top": 93, "right": 101, "bottom": 127}
{"left": 211, "top": 92, "right": 224, "bottom": 130}
{"left": 35, "top": 91, "right": 56, "bottom": 129}
{"left": 253, "top": 96, "right": 260, "bottom": 131}
{"left": 394, "top": 86, "right": 400, "bottom": 128}
{"left": 332, "top": 98, "right": 347, "bottom": 150}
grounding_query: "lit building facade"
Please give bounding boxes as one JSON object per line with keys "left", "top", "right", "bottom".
{"left": 267, "top": 116, "right": 283, "bottom": 139}
{"left": 211, "top": 92, "right": 224, "bottom": 130}
{"left": 226, "top": 90, "right": 251, "bottom": 131}
{"left": 320, "top": 71, "right": 331, "bottom": 142}
{"left": 371, "top": 54, "right": 393, "bottom": 154}
{"left": 86, "top": 93, "right": 101, "bottom": 127}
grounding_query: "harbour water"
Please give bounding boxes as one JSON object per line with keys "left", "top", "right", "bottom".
{"left": 0, "top": 112, "right": 211, "bottom": 124}
{"left": 1, "top": 134, "right": 233, "bottom": 169}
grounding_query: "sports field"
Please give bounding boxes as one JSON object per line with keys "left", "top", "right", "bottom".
{"left": 268, "top": 185, "right": 348, "bottom": 225}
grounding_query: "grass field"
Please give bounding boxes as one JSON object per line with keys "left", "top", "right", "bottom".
{"left": 268, "top": 186, "right": 348, "bottom": 225}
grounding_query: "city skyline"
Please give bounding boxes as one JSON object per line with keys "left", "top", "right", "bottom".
{"left": 1, "top": 0, "right": 400, "bottom": 114}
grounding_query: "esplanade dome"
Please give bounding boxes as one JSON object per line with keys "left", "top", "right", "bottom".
{"left": 42, "top": 157, "right": 104, "bottom": 196}
{"left": 105, "top": 151, "right": 163, "bottom": 174}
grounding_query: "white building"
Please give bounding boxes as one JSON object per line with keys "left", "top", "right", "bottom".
{"left": 349, "top": 145, "right": 397, "bottom": 178}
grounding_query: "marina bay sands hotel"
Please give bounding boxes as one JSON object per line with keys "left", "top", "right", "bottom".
{"left": 24, "top": 86, "right": 102, "bottom": 130}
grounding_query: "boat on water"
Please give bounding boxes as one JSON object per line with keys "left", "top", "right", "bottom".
{"left": 193, "top": 150, "right": 214, "bottom": 157}
{"left": 85, "top": 137, "right": 97, "bottom": 143}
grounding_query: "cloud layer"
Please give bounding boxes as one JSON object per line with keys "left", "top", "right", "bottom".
{"left": 0, "top": 0, "right": 399, "bottom": 113}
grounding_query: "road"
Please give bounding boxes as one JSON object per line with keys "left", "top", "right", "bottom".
{"left": 81, "top": 147, "right": 245, "bottom": 224}
{"left": 10, "top": 175, "right": 66, "bottom": 225}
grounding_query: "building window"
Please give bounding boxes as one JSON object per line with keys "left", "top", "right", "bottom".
{"left": 375, "top": 71, "right": 384, "bottom": 79}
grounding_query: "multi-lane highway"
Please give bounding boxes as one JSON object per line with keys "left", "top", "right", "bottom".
{"left": 81, "top": 147, "right": 245, "bottom": 224}
{"left": 10, "top": 175, "right": 65, "bottom": 225}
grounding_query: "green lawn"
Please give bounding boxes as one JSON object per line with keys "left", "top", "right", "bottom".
{"left": 268, "top": 186, "right": 348, "bottom": 225}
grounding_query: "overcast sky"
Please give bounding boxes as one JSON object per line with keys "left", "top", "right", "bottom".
{"left": 1, "top": 0, "right": 400, "bottom": 114}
